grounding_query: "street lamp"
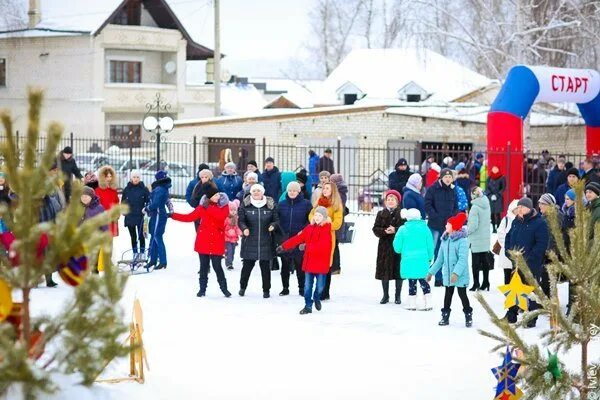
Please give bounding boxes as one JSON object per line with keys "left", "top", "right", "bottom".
{"left": 142, "top": 93, "right": 175, "bottom": 171}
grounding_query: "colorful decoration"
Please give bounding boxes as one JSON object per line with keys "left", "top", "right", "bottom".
{"left": 492, "top": 346, "right": 523, "bottom": 400}
{"left": 544, "top": 350, "right": 562, "bottom": 383}
{"left": 58, "top": 255, "right": 89, "bottom": 286}
{"left": 0, "top": 278, "right": 12, "bottom": 322}
{"left": 498, "top": 271, "right": 534, "bottom": 311}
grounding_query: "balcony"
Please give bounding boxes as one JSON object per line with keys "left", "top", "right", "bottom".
{"left": 102, "top": 83, "right": 179, "bottom": 113}
{"left": 99, "top": 24, "right": 183, "bottom": 53}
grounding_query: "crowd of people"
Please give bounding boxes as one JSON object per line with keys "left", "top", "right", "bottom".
{"left": 1, "top": 146, "right": 599, "bottom": 324}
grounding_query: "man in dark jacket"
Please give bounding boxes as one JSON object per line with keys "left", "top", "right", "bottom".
{"left": 185, "top": 163, "right": 210, "bottom": 207}
{"left": 262, "top": 157, "right": 282, "bottom": 200}
{"left": 388, "top": 158, "right": 412, "bottom": 193}
{"left": 585, "top": 182, "right": 600, "bottom": 240}
{"left": 317, "top": 148, "right": 335, "bottom": 174}
{"left": 424, "top": 168, "right": 457, "bottom": 286}
{"left": 58, "top": 146, "right": 83, "bottom": 203}
{"left": 546, "top": 155, "right": 566, "bottom": 194}
{"left": 582, "top": 158, "right": 600, "bottom": 185}
{"left": 555, "top": 167, "right": 580, "bottom": 208}
{"left": 504, "top": 197, "right": 550, "bottom": 327}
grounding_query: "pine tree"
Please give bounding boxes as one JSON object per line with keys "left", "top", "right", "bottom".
{"left": 0, "top": 90, "right": 130, "bottom": 399}
{"left": 477, "top": 184, "right": 600, "bottom": 400}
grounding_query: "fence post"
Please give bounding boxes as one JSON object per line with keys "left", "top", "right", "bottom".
{"left": 506, "top": 141, "right": 512, "bottom": 200}
{"left": 336, "top": 136, "right": 341, "bottom": 173}
{"left": 193, "top": 135, "right": 197, "bottom": 169}
{"left": 70, "top": 132, "right": 74, "bottom": 150}
{"left": 15, "top": 130, "right": 19, "bottom": 152}
{"left": 262, "top": 137, "right": 266, "bottom": 165}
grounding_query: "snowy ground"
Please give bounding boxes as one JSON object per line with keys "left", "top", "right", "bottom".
{"left": 18, "top": 201, "right": 599, "bottom": 400}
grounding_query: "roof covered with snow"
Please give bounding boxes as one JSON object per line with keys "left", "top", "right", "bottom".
{"left": 312, "top": 48, "right": 494, "bottom": 105}
{"left": 220, "top": 84, "right": 268, "bottom": 116}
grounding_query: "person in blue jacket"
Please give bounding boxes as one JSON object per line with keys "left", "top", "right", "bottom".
{"left": 427, "top": 212, "right": 472, "bottom": 327}
{"left": 308, "top": 150, "right": 320, "bottom": 188}
{"left": 121, "top": 170, "right": 150, "bottom": 260}
{"left": 402, "top": 173, "right": 426, "bottom": 219}
{"left": 262, "top": 157, "right": 282, "bottom": 200}
{"left": 216, "top": 162, "right": 243, "bottom": 201}
{"left": 424, "top": 168, "right": 458, "bottom": 286}
{"left": 145, "top": 170, "right": 171, "bottom": 270}
{"left": 277, "top": 181, "right": 313, "bottom": 296}
{"left": 504, "top": 197, "right": 550, "bottom": 327}
{"left": 185, "top": 163, "right": 210, "bottom": 207}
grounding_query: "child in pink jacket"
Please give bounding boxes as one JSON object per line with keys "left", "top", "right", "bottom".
{"left": 224, "top": 199, "right": 242, "bottom": 270}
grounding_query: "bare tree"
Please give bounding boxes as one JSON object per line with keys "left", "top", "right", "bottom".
{"left": 0, "top": 0, "right": 26, "bottom": 31}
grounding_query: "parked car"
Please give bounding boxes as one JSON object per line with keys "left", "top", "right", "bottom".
{"left": 139, "top": 161, "right": 194, "bottom": 198}
{"left": 96, "top": 156, "right": 151, "bottom": 188}
{"left": 76, "top": 152, "right": 109, "bottom": 174}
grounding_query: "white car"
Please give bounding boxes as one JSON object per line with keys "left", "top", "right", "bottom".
{"left": 139, "top": 161, "right": 194, "bottom": 197}
{"left": 95, "top": 155, "right": 152, "bottom": 189}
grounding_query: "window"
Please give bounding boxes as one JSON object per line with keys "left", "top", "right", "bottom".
{"left": 109, "top": 61, "right": 141, "bottom": 83}
{"left": 0, "top": 59, "right": 5, "bottom": 87}
{"left": 113, "top": 0, "right": 141, "bottom": 25}
{"left": 109, "top": 125, "right": 141, "bottom": 147}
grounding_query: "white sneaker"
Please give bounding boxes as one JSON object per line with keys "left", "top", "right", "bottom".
{"left": 405, "top": 295, "right": 417, "bottom": 311}
{"left": 419, "top": 293, "right": 433, "bottom": 311}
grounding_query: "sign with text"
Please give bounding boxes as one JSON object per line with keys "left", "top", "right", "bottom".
{"left": 530, "top": 66, "right": 600, "bottom": 104}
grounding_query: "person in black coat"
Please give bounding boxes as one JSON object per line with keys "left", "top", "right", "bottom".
{"left": 424, "top": 169, "right": 458, "bottom": 286}
{"left": 238, "top": 184, "right": 279, "bottom": 298}
{"left": 261, "top": 157, "right": 282, "bottom": 200}
{"left": 487, "top": 165, "right": 506, "bottom": 233}
{"left": 277, "top": 181, "right": 312, "bottom": 296}
{"left": 317, "top": 149, "right": 335, "bottom": 174}
{"left": 58, "top": 146, "right": 83, "bottom": 203}
{"left": 504, "top": 197, "right": 550, "bottom": 327}
{"left": 388, "top": 158, "right": 412, "bottom": 193}
{"left": 582, "top": 158, "right": 600, "bottom": 185}
{"left": 121, "top": 170, "right": 150, "bottom": 259}
{"left": 0, "top": 172, "right": 12, "bottom": 206}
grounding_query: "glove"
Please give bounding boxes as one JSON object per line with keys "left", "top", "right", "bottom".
{"left": 275, "top": 245, "right": 284, "bottom": 254}
{"left": 299, "top": 243, "right": 306, "bottom": 251}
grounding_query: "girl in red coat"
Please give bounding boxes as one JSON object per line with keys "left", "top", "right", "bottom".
{"left": 171, "top": 183, "right": 231, "bottom": 298}
{"left": 279, "top": 206, "right": 332, "bottom": 315}
{"left": 95, "top": 166, "right": 120, "bottom": 236}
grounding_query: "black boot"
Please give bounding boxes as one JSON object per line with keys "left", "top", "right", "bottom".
{"left": 438, "top": 309, "right": 450, "bottom": 326}
{"left": 279, "top": 288, "right": 290, "bottom": 296}
{"left": 197, "top": 279, "right": 206, "bottom": 297}
{"left": 299, "top": 307, "right": 312, "bottom": 315}
{"left": 315, "top": 300, "right": 322, "bottom": 311}
{"left": 394, "top": 279, "right": 402, "bottom": 304}
{"left": 469, "top": 265, "right": 480, "bottom": 291}
{"left": 464, "top": 308, "right": 473, "bottom": 327}
{"left": 480, "top": 269, "right": 490, "bottom": 291}
{"left": 238, "top": 288, "right": 245, "bottom": 297}
{"left": 504, "top": 306, "right": 518, "bottom": 323}
{"left": 380, "top": 280, "right": 390, "bottom": 304}
{"left": 263, "top": 291, "right": 270, "bottom": 299}
{"left": 45, "top": 274, "right": 58, "bottom": 288}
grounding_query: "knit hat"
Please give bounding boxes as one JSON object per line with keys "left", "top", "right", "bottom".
{"left": 400, "top": 208, "right": 421, "bottom": 221}
{"left": 224, "top": 161, "right": 236, "bottom": 170}
{"left": 264, "top": 157, "right": 275, "bottom": 164}
{"left": 199, "top": 169, "right": 214, "bottom": 180}
{"left": 565, "top": 189, "right": 576, "bottom": 201}
{"left": 538, "top": 193, "right": 557, "bottom": 206}
{"left": 447, "top": 213, "right": 467, "bottom": 231}
{"left": 397, "top": 158, "right": 408, "bottom": 167}
{"left": 197, "top": 163, "right": 210, "bottom": 172}
{"left": 250, "top": 183, "right": 265, "bottom": 194}
{"left": 229, "top": 200, "right": 239, "bottom": 212}
{"left": 585, "top": 182, "right": 600, "bottom": 197}
{"left": 440, "top": 168, "right": 453, "bottom": 179}
{"left": 455, "top": 162, "right": 465, "bottom": 171}
{"left": 296, "top": 169, "right": 308, "bottom": 185}
{"left": 58, "top": 255, "right": 89, "bottom": 287}
{"left": 155, "top": 170, "right": 168, "bottom": 181}
{"left": 287, "top": 181, "right": 301, "bottom": 192}
{"left": 517, "top": 197, "right": 534, "bottom": 210}
{"left": 319, "top": 170, "right": 331, "bottom": 179}
{"left": 566, "top": 167, "right": 580, "bottom": 178}
{"left": 62, "top": 146, "right": 73, "bottom": 154}
{"left": 443, "top": 156, "right": 453, "bottom": 166}
{"left": 314, "top": 206, "right": 328, "bottom": 220}
{"left": 203, "top": 183, "right": 219, "bottom": 199}
{"left": 408, "top": 173, "right": 422, "bottom": 187}
{"left": 244, "top": 171, "right": 258, "bottom": 182}
{"left": 384, "top": 189, "right": 402, "bottom": 204}
{"left": 82, "top": 186, "right": 95, "bottom": 198}
{"left": 330, "top": 174, "right": 344, "bottom": 185}
{"left": 247, "top": 160, "right": 258, "bottom": 169}
{"left": 476, "top": 152, "right": 484, "bottom": 160}
{"left": 430, "top": 163, "right": 441, "bottom": 173}
{"left": 130, "top": 170, "right": 141, "bottom": 179}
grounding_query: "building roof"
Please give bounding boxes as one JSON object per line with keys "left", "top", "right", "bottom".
{"left": 220, "top": 83, "right": 268, "bottom": 116}
{"left": 312, "top": 48, "right": 493, "bottom": 105}
{"left": 0, "top": 0, "right": 214, "bottom": 60}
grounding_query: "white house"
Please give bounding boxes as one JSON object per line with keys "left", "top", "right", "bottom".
{"left": 0, "top": 0, "right": 223, "bottom": 144}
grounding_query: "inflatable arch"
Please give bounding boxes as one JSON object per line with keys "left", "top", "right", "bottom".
{"left": 487, "top": 65, "right": 600, "bottom": 202}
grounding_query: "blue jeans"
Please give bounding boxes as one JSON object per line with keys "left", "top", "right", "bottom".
{"left": 225, "top": 242, "right": 237, "bottom": 267}
{"left": 304, "top": 273, "right": 327, "bottom": 309}
{"left": 430, "top": 228, "right": 443, "bottom": 283}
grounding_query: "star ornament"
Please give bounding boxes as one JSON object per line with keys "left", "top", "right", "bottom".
{"left": 498, "top": 272, "right": 534, "bottom": 311}
{"left": 492, "top": 347, "right": 523, "bottom": 400}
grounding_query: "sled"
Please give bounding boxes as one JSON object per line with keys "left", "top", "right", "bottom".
{"left": 117, "top": 249, "right": 154, "bottom": 275}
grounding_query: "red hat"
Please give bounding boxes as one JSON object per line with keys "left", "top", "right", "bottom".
{"left": 384, "top": 189, "right": 402, "bottom": 203}
{"left": 447, "top": 212, "right": 467, "bottom": 231}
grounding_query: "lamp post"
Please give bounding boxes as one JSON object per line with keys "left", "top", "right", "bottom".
{"left": 142, "top": 93, "right": 174, "bottom": 171}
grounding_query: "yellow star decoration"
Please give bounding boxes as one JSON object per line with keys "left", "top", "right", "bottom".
{"left": 498, "top": 272, "right": 534, "bottom": 311}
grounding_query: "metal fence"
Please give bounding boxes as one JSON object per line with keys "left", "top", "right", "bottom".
{"left": 0, "top": 132, "right": 592, "bottom": 211}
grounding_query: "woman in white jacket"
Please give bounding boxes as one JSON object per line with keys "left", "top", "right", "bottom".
{"left": 496, "top": 199, "right": 519, "bottom": 284}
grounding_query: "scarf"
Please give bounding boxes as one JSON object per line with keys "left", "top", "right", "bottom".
{"left": 317, "top": 197, "right": 332, "bottom": 208}
{"left": 251, "top": 197, "right": 267, "bottom": 208}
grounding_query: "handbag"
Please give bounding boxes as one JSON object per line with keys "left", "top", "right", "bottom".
{"left": 337, "top": 221, "right": 355, "bottom": 244}
{"left": 492, "top": 240, "right": 501, "bottom": 255}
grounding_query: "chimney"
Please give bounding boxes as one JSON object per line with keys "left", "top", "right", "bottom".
{"left": 28, "top": 0, "right": 41, "bottom": 29}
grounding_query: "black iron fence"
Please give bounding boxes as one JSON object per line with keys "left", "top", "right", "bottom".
{"left": 0, "top": 132, "right": 592, "bottom": 212}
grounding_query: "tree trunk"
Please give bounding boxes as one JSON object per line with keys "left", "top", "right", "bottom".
{"left": 22, "top": 286, "right": 31, "bottom": 347}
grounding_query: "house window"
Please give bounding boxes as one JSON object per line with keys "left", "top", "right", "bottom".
{"left": 0, "top": 59, "right": 5, "bottom": 87}
{"left": 109, "top": 125, "right": 141, "bottom": 148}
{"left": 109, "top": 60, "right": 141, "bottom": 83}
{"left": 113, "top": 0, "right": 141, "bottom": 25}
{"left": 344, "top": 94, "right": 358, "bottom": 105}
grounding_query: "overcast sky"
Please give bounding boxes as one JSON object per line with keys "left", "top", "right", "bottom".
{"left": 171, "top": 0, "right": 314, "bottom": 79}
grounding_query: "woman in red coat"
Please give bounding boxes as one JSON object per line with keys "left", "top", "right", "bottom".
{"left": 170, "top": 183, "right": 231, "bottom": 298}
{"left": 95, "top": 166, "right": 120, "bottom": 236}
{"left": 279, "top": 206, "right": 332, "bottom": 315}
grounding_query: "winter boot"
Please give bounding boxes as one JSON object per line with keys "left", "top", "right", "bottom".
{"left": 469, "top": 265, "right": 480, "bottom": 291}
{"left": 221, "top": 286, "right": 232, "bottom": 298}
{"left": 315, "top": 300, "right": 322, "bottom": 311}
{"left": 45, "top": 274, "right": 58, "bottom": 288}
{"left": 299, "top": 307, "right": 312, "bottom": 315}
{"left": 380, "top": 280, "right": 390, "bottom": 304}
{"left": 420, "top": 293, "right": 433, "bottom": 311}
{"left": 263, "top": 291, "right": 270, "bottom": 299}
{"left": 238, "top": 288, "right": 246, "bottom": 297}
{"left": 406, "top": 295, "right": 417, "bottom": 311}
{"left": 438, "top": 309, "right": 450, "bottom": 326}
{"left": 279, "top": 288, "right": 290, "bottom": 296}
{"left": 394, "top": 279, "right": 402, "bottom": 304}
{"left": 155, "top": 264, "right": 167, "bottom": 270}
{"left": 464, "top": 308, "right": 473, "bottom": 327}
{"left": 227, "top": 265, "right": 234, "bottom": 271}
{"left": 504, "top": 306, "right": 518, "bottom": 324}
{"left": 380, "top": 295, "right": 390, "bottom": 304}
{"left": 197, "top": 290, "right": 206, "bottom": 297}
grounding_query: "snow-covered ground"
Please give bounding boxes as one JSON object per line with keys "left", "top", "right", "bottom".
{"left": 19, "top": 201, "right": 598, "bottom": 400}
